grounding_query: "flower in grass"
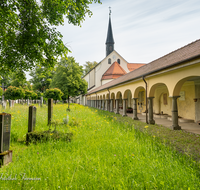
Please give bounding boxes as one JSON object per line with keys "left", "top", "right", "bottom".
{"left": 37, "top": 152, "right": 39, "bottom": 154}
{"left": 132, "top": 154, "right": 134, "bottom": 157}
{"left": 153, "top": 135, "right": 155, "bottom": 138}
{"left": 144, "top": 125, "right": 148, "bottom": 128}
{"left": 114, "top": 154, "right": 116, "bottom": 156}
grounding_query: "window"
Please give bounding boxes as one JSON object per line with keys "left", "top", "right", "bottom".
{"left": 108, "top": 58, "right": 111, "bottom": 64}
{"left": 117, "top": 59, "right": 120, "bottom": 64}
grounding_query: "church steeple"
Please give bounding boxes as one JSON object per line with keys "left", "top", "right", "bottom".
{"left": 106, "top": 7, "right": 114, "bottom": 57}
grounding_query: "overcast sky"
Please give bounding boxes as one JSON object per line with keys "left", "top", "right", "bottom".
{"left": 56, "top": 0, "right": 200, "bottom": 66}
{"left": 26, "top": 0, "right": 200, "bottom": 80}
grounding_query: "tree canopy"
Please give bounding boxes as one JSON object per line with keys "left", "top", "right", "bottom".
{"left": 83, "top": 61, "right": 98, "bottom": 75}
{"left": 4, "top": 86, "right": 25, "bottom": 100}
{"left": 0, "top": 0, "right": 101, "bottom": 72}
{"left": 29, "top": 66, "right": 54, "bottom": 92}
{"left": 45, "top": 88, "right": 63, "bottom": 101}
{"left": 51, "top": 57, "right": 87, "bottom": 99}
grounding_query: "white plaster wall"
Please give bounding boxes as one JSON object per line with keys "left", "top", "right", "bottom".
{"left": 83, "top": 74, "right": 89, "bottom": 89}
{"left": 95, "top": 51, "right": 129, "bottom": 89}
{"left": 102, "top": 79, "right": 113, "bottom": 85}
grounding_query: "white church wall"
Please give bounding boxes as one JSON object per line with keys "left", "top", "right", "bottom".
{"left": 102, "top": 79, "right": 113, "bottom": 85}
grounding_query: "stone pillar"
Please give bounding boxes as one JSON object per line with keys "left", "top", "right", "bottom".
{"left": 195, "top": 81, "right": 200, "bottom": 123}
{"left": 115, "top": 99, "right": 120, "bottom": 114}
{"left": 27, "top": 99, "right": 29, "bottom": 106}
{"left": 122, "top": 99, "right": 127, "bottom": 117}
{"left": 106, "top": 100, "right": 108, "bottom": 111}
{"left": 28, "top": 106, "right": 36, "bottom": 132}
{"left": 133, "top": 98, "right": 139, "bottom": 120}
{"left": 48, "top": 98, "right": 53, "bottom": 125}
{"left": 148, "top": 97, "right": 155, "bottom": 124}
{"left": 110, "top": 99, "right": 113, "bottom": 112}
{"left": 171, "top": 96, "right": 181, "bottom": 130}
{"left": 99, "top": 100, "right": 102, "bottom": 109}
{"left": 103, "top": 100, "right": 105, "bottom": 110}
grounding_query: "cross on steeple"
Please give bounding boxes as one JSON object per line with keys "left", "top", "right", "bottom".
{"left": 109, "top": 7, "right": 111, "bottom": 17}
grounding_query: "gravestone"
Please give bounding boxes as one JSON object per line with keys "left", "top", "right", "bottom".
{"left": 2, "top": 101, "right": 6, "bottom": 109}
{"left": 0, "top": 113, "right": 12, "bottom": 166}
{"left": 41, "top": 97, "right": 43, "bottom": 105}
{"left": 48, "top": 99, "right": 53, "bottom": 125}
{"left": 0, "top": 113, "right": 11, "bottom": 153}
{"left": 28, "top": 106, "right": 36, "bottom": 132}
{"left": 9, "top": 100, "right": 12, "bottom": 108}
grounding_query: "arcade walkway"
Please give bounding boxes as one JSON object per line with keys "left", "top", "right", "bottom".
{"left": 117, "top": 111, "right": 200, "bottom": 135}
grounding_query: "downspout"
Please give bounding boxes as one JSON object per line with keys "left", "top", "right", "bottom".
{"left": 95, "top": 92, "right": 97, "bottom": 108}
{"left": 107, "top": 88, "right": 110, "bottom": 112}
{"left": 143, "top": 76, "right": 148, "bottom": 124}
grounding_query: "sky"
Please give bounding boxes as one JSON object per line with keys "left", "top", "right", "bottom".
{"left": 27, "top": 0, "right": 200, "bottom": 79}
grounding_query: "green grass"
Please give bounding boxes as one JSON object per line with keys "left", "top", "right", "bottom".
{"left": 0, "top": 103, "right": 200, "bottom": 189}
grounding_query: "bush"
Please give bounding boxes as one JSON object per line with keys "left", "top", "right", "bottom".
{"left": 4, "top": 86, "right": 25, "bottom": 100}
{"left": 44, "top": 88, "right": 63, "bottom": 101}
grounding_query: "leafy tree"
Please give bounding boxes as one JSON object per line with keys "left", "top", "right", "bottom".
{"left": 10, "top": 70, "right": 27, "bottom": 87}
{"left": 0, "top": 87, "right": 3, "bottom": 97}
{"left": 4, "top": 86, "right": 25, "bottom": 100}
{"left": 29, "top": 67, "right": 54, "bottom": 92}
{"left": 36, "top": 91, "right": 44, "bottom": 99}
{"left": 83, "top": 61, "right": 98, "bottom": 75}
{"left": 51, "top": 57, "right": 87, "bottom": 104}
{"left": 0, "top": 0, "right": 101, "bottom": 72}
{"left": 24, "top": 90, "right": 34, "bottom": 99}
{"left": 31, "top": 91, "right": 38, "bottom": 100}
{"left": 44, "top": 88, "right": 63, "bottom": 102}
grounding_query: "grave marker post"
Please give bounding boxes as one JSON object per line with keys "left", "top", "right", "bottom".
{"left": 28, "top": 106, "right": 37, "bottom": 132}
{"left": 48, "top": 98, "right": 53, "bottom": 125}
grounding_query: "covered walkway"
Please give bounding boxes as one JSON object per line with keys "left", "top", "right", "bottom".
{"left": 120, "top": 111, "right": 200, "bottom": 135}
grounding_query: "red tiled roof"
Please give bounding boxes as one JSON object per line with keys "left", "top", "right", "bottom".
{"left": 101, "top": 62, "right": 127, "bottom": 80}
{"left": 88, "top": 39, "right": 200, "bottom": 95}
{"left": 127, "top": 63, "right": 146, "bottom": 71}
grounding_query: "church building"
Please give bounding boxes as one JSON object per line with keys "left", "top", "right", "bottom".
{"left": 79, "top": 10, "right": 200, "bottom": 131}
{"left": 82, "top": 10, "right": 145, "bottom": 93}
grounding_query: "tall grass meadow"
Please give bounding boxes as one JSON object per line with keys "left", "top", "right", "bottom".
{"left": 0, "top": 103, "right": 200, "bottom": 189}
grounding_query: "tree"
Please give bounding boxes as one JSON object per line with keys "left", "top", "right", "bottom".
{"left": 83, "top": 61, "right": 98, "bottom": 75}
{"left": 4, "top": 86, "right": 25, "bottom": 100}
{"left": 24, "top": 90, "right": 34, "bottom": 99}
{"left": 29, "top": 66, "right": 54, "bottom": 92}
{"left": 44, "top": 88, "right": 63, "bottom": 102}
{"left": 0, "top": 0, "right": 101, "bottom": 72}
{"left": 10, "top": 70, "right": 27, "bottom": 87}
{"left": 51, "top": 57, "right": 87, "bottom": 104}
{"left": 0, "top": 87, "right": 3, "bottom": 97}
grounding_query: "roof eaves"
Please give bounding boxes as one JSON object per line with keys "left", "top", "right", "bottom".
{"left": 87, "top": 54, "right": 200, "bottom": 95}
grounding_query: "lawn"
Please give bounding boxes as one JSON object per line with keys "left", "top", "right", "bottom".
{"left": 0, "top": 103, "right": 200, "bottom": 189}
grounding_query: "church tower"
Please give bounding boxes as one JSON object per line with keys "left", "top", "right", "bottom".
{"left": 106, "top": 8, "right": 115, "bottom": 57}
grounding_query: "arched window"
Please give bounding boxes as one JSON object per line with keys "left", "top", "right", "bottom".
{"left": 108, "top": 58, "right": 111, "bottom": 64}
{"left": 117, "top": 59, "right": 120, "bottom": 64}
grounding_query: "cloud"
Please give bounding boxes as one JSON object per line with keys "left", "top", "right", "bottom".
{"left": 56, "top": 0, "right": 200, "bottom": 65}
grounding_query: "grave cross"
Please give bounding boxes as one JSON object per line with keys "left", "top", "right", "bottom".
{"left": 0, "top": 82, "right": 7, "bottom": 102}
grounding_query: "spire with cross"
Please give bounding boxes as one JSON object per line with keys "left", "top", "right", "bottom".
{"left": 106, "top": 7, "right": 115, "bottom": 57}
